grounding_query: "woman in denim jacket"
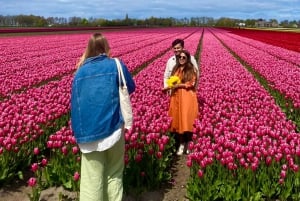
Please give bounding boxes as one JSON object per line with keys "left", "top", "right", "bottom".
{"left": 71, "top": 33, "right": 135, "bottom": 201}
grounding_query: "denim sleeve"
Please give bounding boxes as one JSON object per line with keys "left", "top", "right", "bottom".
{"left": 120, "top": 61, "right": 136, "bottom": 94}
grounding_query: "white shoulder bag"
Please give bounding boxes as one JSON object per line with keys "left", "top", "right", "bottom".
{"left": 114, "top": 58, "right": 133, "bottom": 130}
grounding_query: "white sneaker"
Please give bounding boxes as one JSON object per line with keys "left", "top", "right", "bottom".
{"left": 176, "top": 144, "right": 185, "bottom": 156}
{"left": 186, "top": 149, "right": 190, "bottom": 155}
{"left": 185, "top": 142, "right": 191, "bottom": 154}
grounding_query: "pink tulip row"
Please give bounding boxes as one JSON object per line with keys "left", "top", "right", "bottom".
{"left": 116, "top": 29, "right": 197, "bottom": 72}
{"left": 0, "top": 34, "right": 86, "bottom": 97}
{"left": 108, "top": 30, "right": 176, "bottom": 55}
{"left": 46, "top": 120, "right": 78, "bottom": 153}
{"left": 188, "top": 29, "right": 300, "bottom": 181}
{"left": 0, "top": 28, "right": 195, "bottom": 98}
{"left": 211, "top": 28, "right": 300, "bottom": 108}
{"left": 0, "top": 75, "right": 72, "bottom": 152}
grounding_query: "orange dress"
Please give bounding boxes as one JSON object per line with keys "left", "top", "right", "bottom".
{"left": 168, "top": 68, "right": 198, "bottom": 134}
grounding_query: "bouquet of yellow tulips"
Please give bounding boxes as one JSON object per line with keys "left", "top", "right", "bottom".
{"left": 167, "top": 75, "right": 181, "bottom": 88}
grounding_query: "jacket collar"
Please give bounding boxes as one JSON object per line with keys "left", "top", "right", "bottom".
{"left": 84, "top": 54, "right": 108, "bottom": 65}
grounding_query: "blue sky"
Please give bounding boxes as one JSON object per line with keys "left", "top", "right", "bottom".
{"left": 1, "top": 0, "right": 299, "bottom": 22}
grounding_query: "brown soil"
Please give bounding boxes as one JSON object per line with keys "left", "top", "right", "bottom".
{"left": 0, "top": 155, "right": 190, "bottom": 201}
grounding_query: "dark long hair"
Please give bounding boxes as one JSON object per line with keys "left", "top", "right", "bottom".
{"left": 171, "top": 50, "right": 197, "bottom": 86}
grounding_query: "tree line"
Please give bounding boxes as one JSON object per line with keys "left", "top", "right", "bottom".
{"left": 0, "top": 14, "right": 299, "bottom": 28}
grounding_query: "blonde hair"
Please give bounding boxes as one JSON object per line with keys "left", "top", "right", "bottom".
{"left": 76, "top": 33, "right": 111, "bottom": 68}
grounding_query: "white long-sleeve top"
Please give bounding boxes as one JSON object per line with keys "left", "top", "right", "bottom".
{"left": 78, "top": 128, "right": 122, "bottom": 153}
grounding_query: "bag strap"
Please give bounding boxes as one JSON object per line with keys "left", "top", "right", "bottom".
{"left": 114, "top": 58, "right": 127, "bottom": 88}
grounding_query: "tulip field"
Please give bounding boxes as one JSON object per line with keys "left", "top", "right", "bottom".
{"left": 0, "top": 27, "right": 300, "bottom": 200}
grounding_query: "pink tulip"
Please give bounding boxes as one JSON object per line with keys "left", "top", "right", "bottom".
{"left": 279, "top": 178, "right": 284, "bottom": 185}
{"left": 265, "top": 156, "right": 272, "bottom": 166}
{"left": 72, "top": 146, "right": 79, "bottom": 154}
{"left": 251, "top": 162, "right": 259, "bottom": 171}
{"left": 148, "top": 148, "right": 154, "bottom": 155}
{"left": 125, "top": 133, "right": 130, "bottom": 141}
{"left": 291, "top": 164, "right": 299, "bottom": 172}
{"left": 61, "top": 146, "right": 68, "bottom": 155}
{"left": 135, "top": 153, "right": 142, "bottom": 162}
{"left": 282, "top": 164, "right": 288, "bottom": 171}
{"left": 159, "top": 143, "right": 165, "bottom": 151}
{"left": 197, "top": 169, "right": 204, "bottom": 178}
{"left": 27, "top": 177, "right": 37, "bottom": 187}
{"left": 140, "top": 171, "right": 146, "bottom": 177}
{"left": 76, "top": 156, "right": 81, "bottom": 162}
{"left": 41, "top": 158, "right": 48, "bottom": 166}
{"left": 31, "top": 163, "right": 39, "bottom": 172}
{"left": 47, "top": 141, "right": 53, "bottom": 148}
{"left": 186, "top": 159, "right": 192, "bottom": 167}
{"left": 124, "top": 154, "right": 129, "bottom": 165}
{"left": 156, "top": 151, "right": 162, "bottom": 159}
{"left": 280, "top": 170, "right": 287, "bottom": 179}
{"left": 33, "top": 147, "right": 39, "bottom": 155}
{"left": 73, "top": 171, "right": 80, "bottom": 181}
{"left": 188, "top": 142, "right": 194, "bottom": 150}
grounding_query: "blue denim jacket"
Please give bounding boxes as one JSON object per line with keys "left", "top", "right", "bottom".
{"left": 71, "top": 55, "right": 135, "bottom": 143}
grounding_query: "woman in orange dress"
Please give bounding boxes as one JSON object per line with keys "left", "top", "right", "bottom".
{"left": 167, "top": 50, "right": 198, "bottom": 155}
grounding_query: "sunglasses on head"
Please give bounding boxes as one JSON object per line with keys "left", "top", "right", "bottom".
{"left": 179, "top": 55, "right": 186, "bottom": 59}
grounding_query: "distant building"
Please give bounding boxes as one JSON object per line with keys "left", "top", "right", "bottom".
{"left": 291, "top": 23, "right": 298, "bottom": 28}
{"left": 238, "top": 22, "right": 246, "bottom": 27}
{"left": 255, "top": 19, "right": 278, "bottom": 27}
{"left": 236, "top": 22, "right": 246, "bottom": 29}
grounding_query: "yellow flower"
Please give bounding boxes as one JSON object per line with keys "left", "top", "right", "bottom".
{"left": 167, "top": 76, "right": 181, "bottom": 88}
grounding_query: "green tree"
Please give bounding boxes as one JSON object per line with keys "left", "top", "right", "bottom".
{"left": 245, "top": 19, "right": 256, "bottom": 27}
